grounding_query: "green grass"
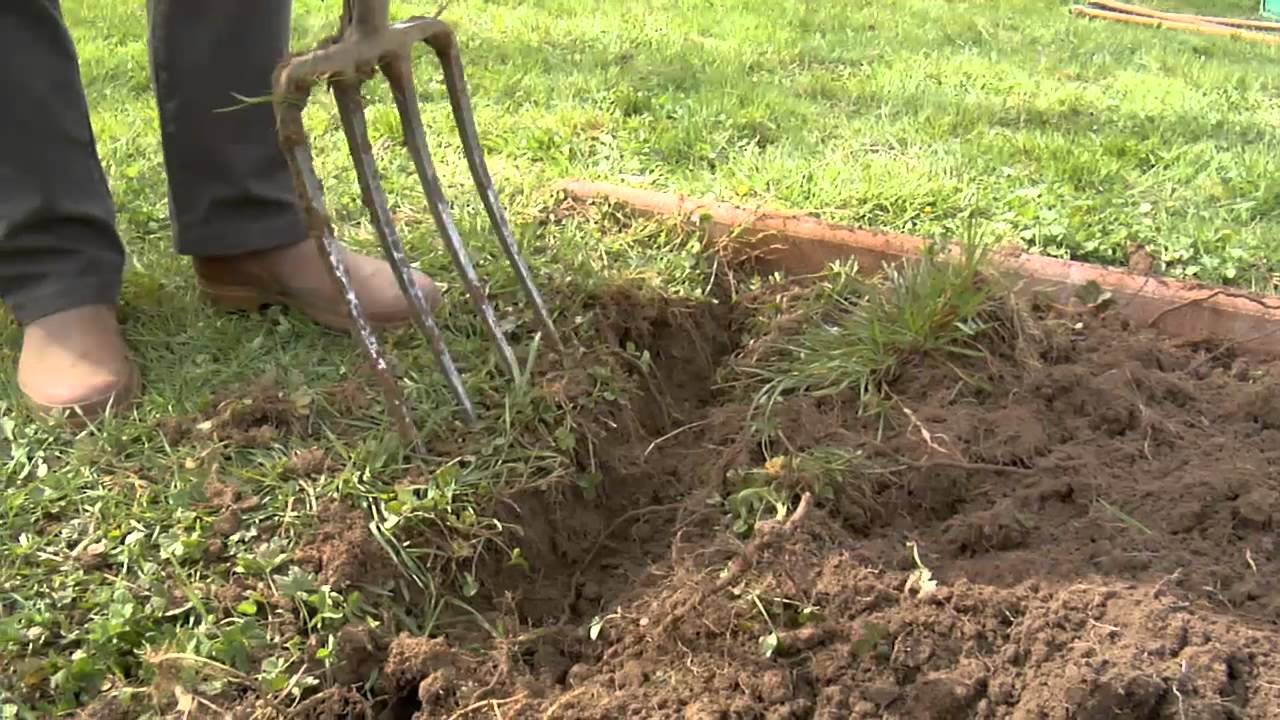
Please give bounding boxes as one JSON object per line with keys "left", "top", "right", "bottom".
{"left": 2, "top": 0, "right": 1279, "bottom": 716}
{"left": 741, "top": 240, "right": 1000, "bottom": 420}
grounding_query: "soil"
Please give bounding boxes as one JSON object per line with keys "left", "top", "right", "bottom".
{"left": 140, "top": 269, "right": 1280, "bottom": 719}
{"left": 333, "top": 278, "right": 1280, "bottom": 720}
{"left": 159, "top": 374, "right": 310, "bottom": 448}
{"left": 293, "top": 499, "right": 395, "bottom": 592}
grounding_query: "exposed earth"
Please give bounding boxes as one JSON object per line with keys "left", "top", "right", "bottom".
{"left": 80, "top": 261, "right": 1280, "bottom": 720}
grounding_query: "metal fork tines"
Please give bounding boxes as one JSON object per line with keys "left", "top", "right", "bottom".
{"left": 271, "top": 0, "right": 563, "bottom": 441}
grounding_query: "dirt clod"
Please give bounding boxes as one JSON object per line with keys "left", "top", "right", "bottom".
{"left": 380, "top": 634, "right": 457, "bottom": 698}
{"left": 286, "top": 447, "right": 331, "bottom": 477}
{"left": 161, "top": 377, "right": 309, "bottom": 448}
{"left": 328, "top": 623, "right": 382, "bottom": 688}
{"left": 293, "top": 501, "right": 392, "bottom": 591}
{"left": 291, "top": 686, "right": 373, "bottom": 720}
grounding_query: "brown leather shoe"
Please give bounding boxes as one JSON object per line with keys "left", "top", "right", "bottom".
{"left": 18, "top": 305, "right": 139, "bottom": 421}
{"left": 193, "top": 240, "right": 443, "bottom": 331}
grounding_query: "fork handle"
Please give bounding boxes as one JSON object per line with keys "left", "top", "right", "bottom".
{"left": 342, "top": 0, "right": 390, "bottom": 37}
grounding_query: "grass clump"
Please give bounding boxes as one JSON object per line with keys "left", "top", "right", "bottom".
{"left": 716, "top": 238, "right": 1014, "bottom": 536}
{"left": 742, "top": 240, "right": 1003, "bottom": 421}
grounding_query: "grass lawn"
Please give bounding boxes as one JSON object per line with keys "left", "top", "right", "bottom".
{"left": 2, "top": 0, "right": 1278, "bottom": 716}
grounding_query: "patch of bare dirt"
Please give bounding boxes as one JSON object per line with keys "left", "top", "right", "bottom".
{"left": 159, "top": 375, "right": 309, "bottom": 448}
{"left": 466, "top": 284, "right": 749, "bottom": 627}
{"left": 349, "top": 284, "right": 1280, "bottom": 720}
{"left": 196, "top": 470, "right": 261, "bottom": 551}
{"left": 293, "top": 499, "right": 394, "bottom": 592}
{"left": 288, "top": 686, "right": 373, "bottom": 720}
{"left": 285, "top": 447, "right": 333, "bottom": 478}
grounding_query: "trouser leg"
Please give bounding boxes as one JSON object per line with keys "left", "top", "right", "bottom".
{"left": 146, "top": 0, "right": 306, "bottom": 257}
{"left": 0, "top": 0, "right": 125, "bottom": 326}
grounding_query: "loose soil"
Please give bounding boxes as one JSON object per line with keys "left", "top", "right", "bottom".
{"left": 163, "top": 273, "right": 1280, "bottom": 719}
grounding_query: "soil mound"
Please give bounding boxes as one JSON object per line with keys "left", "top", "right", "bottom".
{"left": 348, "top": 279, "right": 1280, "bottom": 717}
{"left": 240, "top": 279, "right": 1280, "bottom": 720}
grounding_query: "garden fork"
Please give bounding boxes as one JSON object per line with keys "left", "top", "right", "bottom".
{"left": 272, "top": 0, "right": 563, "bottom": 442}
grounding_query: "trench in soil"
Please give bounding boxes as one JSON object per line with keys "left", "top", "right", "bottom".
{"left": 206, "top": 243, "right": 1280, "bottom": 720}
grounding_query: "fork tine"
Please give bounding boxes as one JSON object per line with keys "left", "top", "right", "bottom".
{"left": 273, "top": 96, "right": 420, "bottom": 442}
{"left": 420, "top": 28, "right": 565, "bottom": 354}
{"left": 330, "top": 77, "right": 479, "bottom": 426}
{"left": 381, "top": 56, "right": 520, "bottom": 380}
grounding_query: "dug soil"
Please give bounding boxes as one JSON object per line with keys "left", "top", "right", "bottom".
{"left": 273, "top": 277, "right": 1280, "bottom": 719}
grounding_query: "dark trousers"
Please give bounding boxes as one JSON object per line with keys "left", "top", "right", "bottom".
{"left": 0, "top": 0, "right": 306, "bottom": 325}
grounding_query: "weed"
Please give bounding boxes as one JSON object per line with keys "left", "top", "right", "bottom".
{"left": 749, "top": 592, "right": 782, "bottom": 658}
{"left": 724, "top": 446, "right": 877, "bottom": 536}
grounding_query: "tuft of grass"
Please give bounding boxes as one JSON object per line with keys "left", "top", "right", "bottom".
{"left": 742, "top": 239, "right": 1002, "bottom": 422}
{"left": 722, "top": 244, "right": 1006, "bottom": 534}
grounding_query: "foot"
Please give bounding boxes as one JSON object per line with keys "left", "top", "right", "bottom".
{"left": 18, "top": 305, "right": 139, "bottom": 421}
{"left": 193, "top": 240, "right": 443, "bottom": 331}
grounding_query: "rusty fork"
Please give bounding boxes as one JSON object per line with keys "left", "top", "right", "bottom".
{"left": 272, "top": 0, "right": 563, "bottom": 442}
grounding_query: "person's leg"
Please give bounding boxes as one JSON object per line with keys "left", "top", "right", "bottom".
{"left": 145, "top": 0, "right": 304, "bottom": 258}
{"left": 0, "top": 0, "right": 125, "bottom": 322}
{"left": 147, "top": 0, "right": 441, "bottom": 331}
{"left": 0, "top": 0, "right": 138, "bottom": 419}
